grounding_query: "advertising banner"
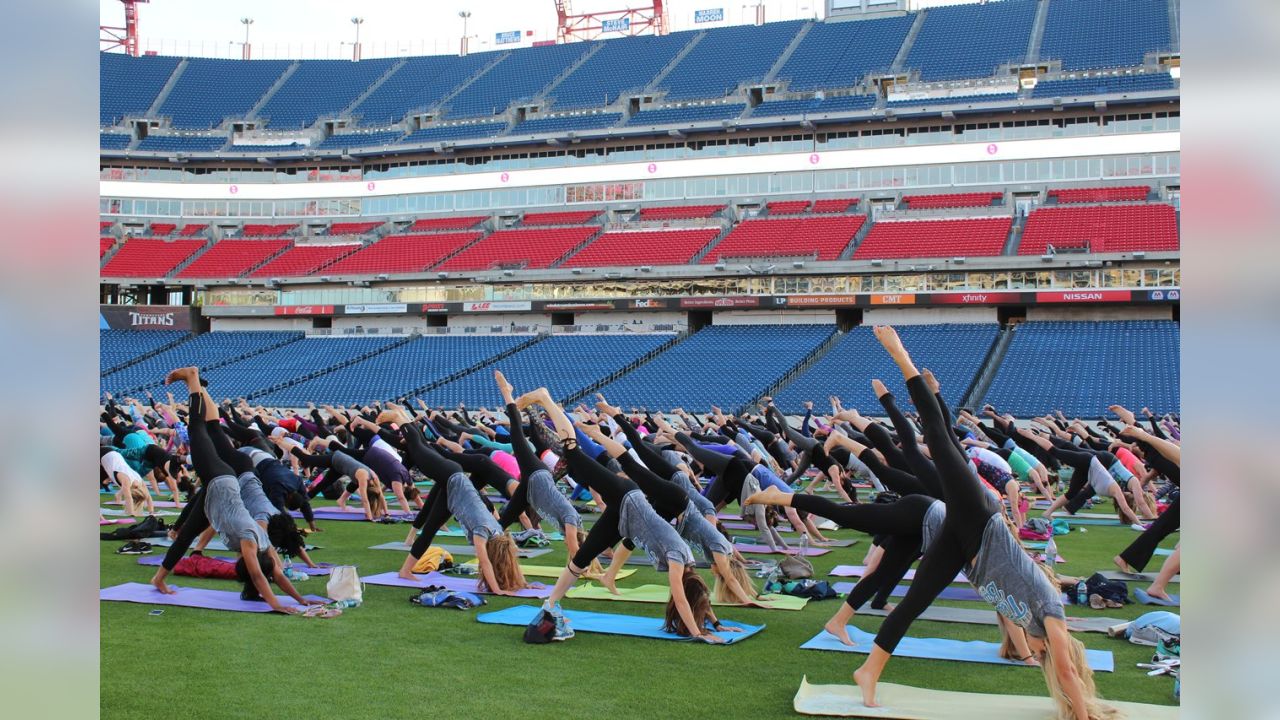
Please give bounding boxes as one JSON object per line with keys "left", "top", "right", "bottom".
{"left": 100, "top": 305, "right": 193, "bottom": 331}
{"left": 1034, "top": 290, "right": 1132, "bottom": 303}
{"left": 273, "top": 305, "right": 334, "bottom": 316}
{"left": 463, "top": 301, "right": 533, "bottom": 313}
{"left": 343, "top": 303, "right": 408, "bottom": 315}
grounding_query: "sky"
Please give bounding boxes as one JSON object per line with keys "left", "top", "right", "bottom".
{"left": 99, "top": 0, "right": 988, "bottom": 59}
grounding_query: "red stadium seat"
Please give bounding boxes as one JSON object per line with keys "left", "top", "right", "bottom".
{"left": 149, "top": 222, "right": 177, "bottom": 235}
{"left": 705, "top": 216, "right": 865, "bottom": 262}
{"left": 562, "top": 228, "right": 720, "bottom": 267}
{"left": 177, "top": 224, "right": 208, "bottom": 236}
{"left": 324, "top": 232, "right": 483, "bottom": 275}
{"left": 811, "top": 198, "right": 859, "bottom": 214}
{"left": 241, "top": 223, "right": 298, "bottom": 236}
{"left": 522, "top": 210, "right": 600, "bottom": 226}
{"left": 1048, "top": 186, "right": 1150, "bottom": 204}
{"left": 438, "top": 227, "right": 599, "bottom": 271}
{"left": 101, "top": 238, "right": 206, "bottom": 277}
{"left": 766, "top": 200, "right": 811, "bottom": 215}
{"left": 407, "top": 216, "right": 486, "bottom": 232}
{"left": 901, "top": 192, "right": 1002, "bottom": 209}
{"left": 637, "top": 204, "right": 725, "bottom": 220}
{"left": 99, "top": 221, "right": 113, "bottom": 232}
{"left": 249, "top": 244, "right": 360, "bottom": 278}
{"left": 176, "top": 239, "right": 291, "bottom": 278}
{"left": 328, "top": 221, "right": 383, "bottom": 235}
{"left": 854, "top": 217, "right": 1011, "bottom": 259}
{"left": 1018, "top": 204, "right": 1178, "bottom": 255}
{"left": 100, "top": 237, "right": 116, "bottom": 258}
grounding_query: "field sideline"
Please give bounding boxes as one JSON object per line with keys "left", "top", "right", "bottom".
{"left": 100, "top": 496, "right": 1178, "bottom": 719}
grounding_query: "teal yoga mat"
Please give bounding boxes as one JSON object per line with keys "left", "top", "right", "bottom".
{"left": 476, "top": 605, "right": 764, "bottom": 644}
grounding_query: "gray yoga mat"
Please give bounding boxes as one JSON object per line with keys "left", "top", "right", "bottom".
{"left": 733, "top": 536, "right": 858, "bottom": 548}
{"left": 367, "top": 541, "right": 551, "bottom": 559}
{"left": 623, "top": 554, "right": 711, "bottom": 569}
{"left": 857, "top": 605, "right": 1121, "bottom": 634}
{"left": 1099, "top": 570, "right": 1180, "bottom": 584}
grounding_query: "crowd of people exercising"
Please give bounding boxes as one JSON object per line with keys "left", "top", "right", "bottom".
{"left": 100, "top": 327, "right": 1180, "bottom": 719}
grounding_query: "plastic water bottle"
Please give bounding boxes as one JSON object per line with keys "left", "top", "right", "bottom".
{"left": 284, "top": 567, "right": 308, "bottom": 582}
{"left": 334, "top": 598, "right": 360, "bottom": 609}
{"left": 1075, "top": 581, "right": 1088, "bottom": 606}
{"left": 1044, "top": 536, "right": 1058, "bottom": 566}
{"left": 799, "top": 532, "right": 810, "bottom": 554}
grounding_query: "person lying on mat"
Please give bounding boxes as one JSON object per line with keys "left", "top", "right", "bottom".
{"left": 849, "top": 328, "right": 1117, "bottom": 719}
{"left": 149, "top": 368, "right": 319, "bottom": 614}
{"left": 517, "top": 388, "right": 726, "bottom": 643}
{"left": 393, "top": 420, "right": 529, "bottom": 595}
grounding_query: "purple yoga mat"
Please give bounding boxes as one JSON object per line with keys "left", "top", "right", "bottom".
{"left": 290, "top": 508, "right": 415, "bottom": 522}
{"left": 135, "top": 556, "right": 336, "bottom": 576}
{"left": 733, "top": 543, "right": 830, "bottom": 556}
{"left": 830, "top": 565, "right": 967, "bottom": 583}
{"left": 100, "top": 582, "right": 328, "bottom": 612}
{"left": 104, "top": 500, "right": 181, "bottom": 508}
{"left": 832, "top": 581, "right": 984, "bottom": 602}
{"left": 100, "top": 519, "right": 136, "bottom": 526}
{"left": 361, "top": 571, "right": 552, "bottom": 598}
{"left": 721, "top": 521, "right": 797, "bottom": 533}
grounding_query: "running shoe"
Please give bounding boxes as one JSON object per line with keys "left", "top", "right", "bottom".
{"left": 548, "top": 607, "right": 575, "bottom": 641}
{"left": 116, "top": 540, "right": 152, "bottom": 555}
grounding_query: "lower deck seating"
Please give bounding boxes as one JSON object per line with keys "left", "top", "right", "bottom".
{"left": 983, "top": 320, "right": 1180, "bottom": 417}
{"left": 854, "top": 217, "right": 1011, "bottom": 259}
{"left": 101, "top": 238, "right": 206, "bottom": 277}
{"left": 562, "top": 228, "right": 720, "bottom": 268}
{"left": 99, "top": 329, "right": 189, "bottom": 374}
{"left": 100, "top": 331, "right": 303, "bottom": 395}
{"left": 706, "top": 215, "right": 865, "bottom": 262}
{"left": 1018, "top": 204, "right": 1178, "bottom": 255}
{"left": 437, "top": 227, "right": 598, "bottom": 271}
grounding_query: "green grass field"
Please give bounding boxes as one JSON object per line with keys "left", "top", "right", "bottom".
{"left": 100, "top": 496, "right": 1178, "bottom": 719}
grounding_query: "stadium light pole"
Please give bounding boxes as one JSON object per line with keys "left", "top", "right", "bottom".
{"left": 240, "top": 17, "right": 253, "bottom": 59}
{"left": 351, "top": 17, "right": 364, "bottom": 61}
{"left": 459, "top": 10, "right": 471, "bottom": 56}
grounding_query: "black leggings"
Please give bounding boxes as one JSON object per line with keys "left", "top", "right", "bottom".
{"left": 856, "top": 446, "right": 931, "bottom": 499}
{"left": 1052, "top": 446, "right": 1107, "bottom": 514}
{"left": 161, "top": 392, "right": 234, "bottom": 571}
{"left": 680, "top": 433, "right": 750, "bottom": 506}
{"left": 403, "top": 427, "right": 471, "bottom": 559}
{"left": 220, "top": 419, "right": 275, "bottom": 456}
{"left": 1119, "top": 495, "right": 1179, "bottom": 571}
{"left": 741, "top": 420, "right": 792, "bottom": 468}
{"left": 496, "top": 403, "right": 550, "bottom": 529}
{"left": 879, "top": 392, "right": 944, "bottom": 499}
{"left": 563, "top": 442, "right": 641, "bottom": 569}
{"left": 860, "top": 420, "right": 910, "bottom": 476}
{"left": 612, "top": 413, "right": 679, "bottom": 480}
{"left": 874, "top": 375, "right": 1000, "bottom": 654}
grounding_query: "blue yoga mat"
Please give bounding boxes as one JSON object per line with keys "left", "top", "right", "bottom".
{"left": 1134, "top": 588, "right": 1180, "bottom": 607}
{"left": 800, "top": 626, "right": 1114, "bottom": 672}
{"left": 476, "top": 605, "right": 764, "bottom": 644}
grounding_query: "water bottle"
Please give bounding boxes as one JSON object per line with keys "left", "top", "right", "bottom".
{"left": 799, "top": 532, "right": 810, "bottom": 555}
{"left": 334, "top": 598, "right": 360, "bottom": 609}
{"left": 1044, "top": 536, "right": 1058, "bottom": 566}
{"left": 1075, "top": 581, "right": 1088, "bottom": 606}
{"left": 284, "top": 567, "right": 308, "bottom": 582}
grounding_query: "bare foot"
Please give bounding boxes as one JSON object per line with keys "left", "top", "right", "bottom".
{"left": 1113, "top": 555, "right": 1137, "bottom": 574}
{"left": 150, "top": 573, "right": 176, "bottom": 595}
{"left": 922, "top": 368, "right": 940, "bottom": 394}
{"left": 872, "top": 325, "right": 904, "bottom": 356}
{"left": 398, "top": 570, "right": 419, "bottom": 582}
{"left": 1145, "top": 587, "right": 1173, "bottom": 601}
{"left": 164, "top": 366, "right": 198, "bottom": 386}
{"left": 853, "top": 666, "right": 880, "bottom": 708}
{"left": 600, "top": 573, "right": 621, "bottom": 596}
{"left": 824, "top": 619, "right": 856, "bottom": 646}
{"left": 870, "top": 379, "right": 888, "bottom": 398}
{"left": 744, "top": 486, "right": 788, "bottom": 507}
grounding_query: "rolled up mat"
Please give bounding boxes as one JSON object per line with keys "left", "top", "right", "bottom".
{"left": 829, "top": 566, "right": 966, "bottom": 583}
{"left": 1134, "top": 588, "right": 1180, "bottom": 606}
{"left": 734, "top": 543, "right": 831, "bottom": 556}
{"left": 792, "top": 676, "right": 1176, "bottom": 718}
{"left": 476, "top": 604, "right": 763, "bottom": 644}
{"left": 135, "top": 555, "right": 335, "bottom": 576}
{"left": 831, "top": 582, "right": 984, "bottom": 602}
{"left": 1100, "top": 569, "right": 1180, "bottom": 583}
{"left": 367, "top": 541, "right": 551, "bottom": 559}
{"left": 567, "top": 583, "right": 809, "bottom": 611}
{"left": 855, "top": 605, "right": 1121, "bottom": 634}
{"left": 362, "top": 571, "right": 552, "bottom": 598}
{"left": 99, "top": 582, "right": 328, "bottom": 613}
{"left": 459, "top": 562, "right": 635, "bottom": 581}
{"left": 800, "top": 626, "right": 1113, "bottom": 671}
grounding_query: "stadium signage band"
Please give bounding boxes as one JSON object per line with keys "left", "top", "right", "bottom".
{"left": 495, "top": 31, "right": 521, "bottom": 45}
{"left": 1034, "top": 290, "right": 1132, "bottom": 303}
{"left": 694, "top": 8, "right": 725, "bottom": 23}
{"left": 783, "top": 294, "right": 860, "bottom": 307}
{"left": 868, "top": 293, "right": 917, "bottom": 306}
{"left": 343, "top": 303, "right": 408, "bottom": 315}
{"left": 463, "top": 301, "right": 533, "bottom": 312}
{"left": 628, "top": 299, "right": 669, "bottom": 310}
{"left": 419, "top": 303, "right": 449, "bottom": 313}
{"left": 679, "top": 296, "right": 761, "bottom": 308}
{"left": 101, "top": 305, "right": 193, "bottom": 331}
{"left": 540, "top": 302, "right": 613, "bottom": 311}
{"left": 930, "top": 292, "right": 1023, "bottom": 305}
{"left": 273, "top": 305, "right": 334, "bottom": 316}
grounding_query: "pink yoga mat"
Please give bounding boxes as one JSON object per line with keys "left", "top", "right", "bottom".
{"left": 733, "top": 543, "right": 830, "bottom": 556}
{"left": 361, "top": 571, "right": 552, "bottom": 598}
{"left": 100, "top": 582, "right": 328, "bottom": 612}
{"left": 135, "top": 556, "right": 336, "bottom": 576}
{"left": 100, "top": 519, "right": 136, "bottom": 525}
{"left": 104, "top": 500, "right": 181, "bottom": 508}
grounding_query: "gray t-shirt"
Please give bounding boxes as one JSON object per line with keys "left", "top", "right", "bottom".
{"left": 675, "top": 501, "right": 733, "bottom": 559}
{"left": 526, "top": 468, "right": 581, "bottom": 532}
{"left": 236, "top": 471, "right": 279, "bottom": 523}
{"left": 446, "top": 472, "right": 501, "bottom": 543}
{"left": 240, "top": 447, "right": 275, "bottom": 468}
{"left": 965, "top": 514, "right": 1065, "bottom": 638}
{"left": 671, "top": 470, "right": 715, "bottom": 517}
{"left": 206, "top": 475, "right": 269, "bottom": 551}
{"left": 920, "top": 499, "right": 946, "bottom": 554}
{"left": 618, "top": 489, "right": 694, "bottom": 571}
{"left": 331, "top": 450, "right": 372, "bottom": 480}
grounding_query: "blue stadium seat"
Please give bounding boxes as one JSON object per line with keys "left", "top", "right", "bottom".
{"left": 349, "top": 53, "right": 500, "bottom": 127}
{"left": 316, "top": 130, "right": 405, "bottom": 150}
{"left": 101, "top": 331, "right": 303, "bottom": 396}
{"left": 594, "top": 325, "right": 834, "bottom": 411}
{"left": 420, "top": 334, "right": 674, "bottom": 407}
{"left": 100, "top": 133, "right": 132, "bottom": 150}
{"left": 100, "top": 53, "right": 180, "bottom": 126}
{"left": 888, "top": 93, "right": 1019, "bottom": 107}
{"left": 775, "top": 15, "right": 914, "bottom": 91}
{"left": 1040, "top": 0, "right": 1173, "bottom": 71}
{"left": 905, "top": 0, "right": 1038, "bottom": 81}
{"left": 773, "top": 324, "right": 999, "bottom": 414}
{"left": 445, "top": 43, "right": 593, "bottom": 119}
{"left": 257, "top": 58, "right": 398, "bottom": 129}
{"left": 513, "top": 113, "right": 623, "bottom": 134}
{"left": 626, "top": 103, "right": 746, "bottom": 126}
{"left": 1030, "top": 73, "right": 1175, "bottom": 99}
{"left": 398, "top": 122, "right": 507, "bottom": 145}
{"left": 982, "top": 321, "right": 1180, "bottom": 417}
{"left": 158, "top": 58, "right": 292, "bottom": 129}
{"left": 136, "top": 135, "right": 227, "bottom": 152}
{"left": 753, "top": 95, "right": 877, "bottom": 117}
{"left": 659, "top": 21, "right": 805, "bottom": 100}
{"left": 99, "top": 330, "right": 189, "bottom": 375}
{"left": 548, "top": 32, "right": 696, "bottom": 110}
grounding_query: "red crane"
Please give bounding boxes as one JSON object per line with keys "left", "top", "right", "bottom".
{"left": 101, "top": 0, "right": 150, "bottom": 57}
{"left": 554, "top": 0, "right": 668, "bottom": 44}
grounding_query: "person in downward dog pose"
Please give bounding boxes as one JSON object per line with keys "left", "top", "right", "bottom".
{"left": 849, "top": 329, "right": 1117, "bottom": 719}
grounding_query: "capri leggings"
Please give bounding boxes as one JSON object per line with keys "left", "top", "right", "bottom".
{"left": 859, "top": 419, "right": 911, "bottom": 475}
{"left": 1052, "top": 446, "right": 1113, "bottom": 514}
{"left": 161, "top": 392, "right": 240, "bottom": 571}
{"left": 873, "top": 375, "right": 1001, "bottom": 654}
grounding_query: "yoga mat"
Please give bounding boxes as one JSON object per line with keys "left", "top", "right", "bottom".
{"left": 721, "top": 521, "right": 797, "bottom": 533}
{"left": 1099, "top": 570, "right": 1180, "bottom": 584}
{"left": 459, "top": 562, "right": 636, "bottom": 581}
{"left": 814, "top": 538, "right": 859, "bottom": 548}
{"left": 362, "top": 571, "right": 552, "bottom": 598}
{"left": 567, "top": 583, "right": 809, "bottom": 611}
{"left": 800, "top": 626, "right": 1113, "bottom": 671}
{"left": 623, "top": 554, "right": 711, "bottom": 569}
{"left": 100, "top": 507, "right": 179, "bottom": 517}
{"left": 734, "top": 543, "right": 831, "bottom": 557}
{"left": 832, "top": 582, "right": 984, "bottom": 602}
{"left": 104, "top": 500, "right": 182, "bottom": 508}
{"left": 1059, "top": 513, "right": 1123, "bottom": 525}
{"left": 476, "top": 604, "right": 763, "bottom": 644}
{"left": 856, "top": 605, "right": 1121, "bottom": 634}
{"left": 99, "top": 582, "right": 327, "bottom": 613}
{"left": 100, "top": 519, "right": 137, "bottom": 525}
{"left": 830, "top": 566, "right": 966, "bottom": 584}
{"left": 367, "top": 542, "right": 551, "bottom": 559}
{"left": 150, "top": 538, "right": 319, "bottom": 552}
{"left": 1134, "top": 588, "right": 1180, "bottom": 607}
{"left": 792, "top": 676, "right": 1177, "bottom": 719}
{"left": 1154, "top": 547, "right": 1175, "bottom": 557}
{"left": 135, "top": 556, "right": 335, "bottom": 576}
{"left": 291, "top": 509, "right": 415, "bottom": 522}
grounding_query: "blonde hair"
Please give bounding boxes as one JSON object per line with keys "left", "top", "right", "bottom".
{"left": 713, "top": 557, "right": 759, "bottom": 604}
{"left": 1040, "top": 635, "right": 1123, "bottom": 720}
{"left": 129, "top": 482, "right": 149, "bottom": 506}
{"left": 481, "top": 534, "right": 527, "bottom": 592}
{"left": 364, "top": 476, "right": 388, "bottom": 519}
{"left": 573, "top": 529, "right": 605, "bottom": 578}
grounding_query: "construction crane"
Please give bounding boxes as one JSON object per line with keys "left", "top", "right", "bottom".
{"left": 554, "top": 0, "right": 668, "bottom": 44}
{"left": 101, "top": 0, "right": 150, "bottom": 56}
